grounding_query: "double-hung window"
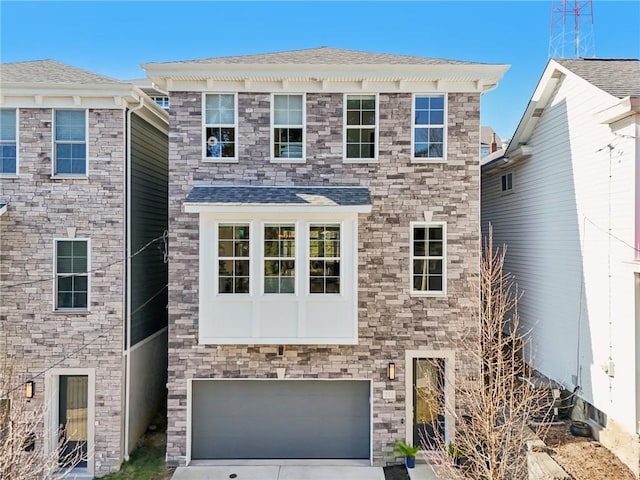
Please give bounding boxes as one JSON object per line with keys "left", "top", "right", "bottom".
{"left": 501, "top": 172, "right": 513, "bottom": 192}
{"left": 56, "top": 239, "right": 89, "bottom": 310}
{"left": 204, "top": 94, "right": 236, "bottom": 160}
{"left": 309, "top": 224, "right": 341, "bottom": 294}
{"left": 345, "top": 95, "right": 376, "bottom": 161}
{"left": 411, "top": 223, "right": 445, "bottom": 294}
{"left": 0, "top": 109, "right": 17, "bottom": 175}
{"left": 272, "top": 94, "right": 304, "bottom": 161}
{"left": 413, "top": 95, "right": 446, "bottom": 161}
{"left": 55, "top": 110, "right": 87, "bottom": 175}
{"left": 264, "top": 224, "right": 296, "bottom": 293}
{"left": 218, "top": 224, "right": 250, "bottom": 294}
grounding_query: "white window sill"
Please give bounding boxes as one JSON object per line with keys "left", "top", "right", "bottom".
{"left": 203, "top": 157, "right": 239, "bottom": 164}
{"left": 343, "top": 158, "right": 379, "bottom": 164}
{"left": 0, "top": 173, "right": 19, "bottom": 178}
{"left": 53, "top": 309, "right": 90, "bottom": 315}
{"left": 410, "top": 291, "right": 447, "bottom": 298}
{"left": 411, "top": 158, "right": 447, "bottom": 164}
{"left": 270, "top": 158, "right": 306, "bottom": 164}
{"left": 51, "top": 175, "right": 88, "bottom": 180}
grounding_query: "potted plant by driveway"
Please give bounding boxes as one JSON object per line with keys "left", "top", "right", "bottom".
{"left": 393, "top": 440, "right": 420, "bottom": 469}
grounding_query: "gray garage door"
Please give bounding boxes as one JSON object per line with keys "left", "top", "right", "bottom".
{"left": 191, "top": 380, "right": 370, "bottom": 459}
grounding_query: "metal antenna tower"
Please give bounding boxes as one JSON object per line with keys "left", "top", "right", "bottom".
{"left": 549, "top": 0, "right": 596, "bottom": 58}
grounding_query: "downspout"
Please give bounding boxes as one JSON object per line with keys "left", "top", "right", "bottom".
{"left": 124, "top": 96, "right": 146, "bottom": 461}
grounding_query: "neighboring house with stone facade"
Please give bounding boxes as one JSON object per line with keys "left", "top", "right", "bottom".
{"left": 143, "top": 47, "right": 508, "bottom": 466}
{"left": 481, "top": 58, "right": 640, "bottom": 476}
{"left": 0, "top": 60, "right": 169, "bottom": 477}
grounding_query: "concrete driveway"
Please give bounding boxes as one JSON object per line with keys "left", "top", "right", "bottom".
{"left": 171, "top": 464, "right": 440, "bottom": 480}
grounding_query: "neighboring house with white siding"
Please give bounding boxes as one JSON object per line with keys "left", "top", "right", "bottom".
{"left": 143, "top": 47, "right": 508, "bottom": 467}
{"left": 481, "top": 58, "right": 640, "bottom": 476}
{"left": 0, "top": 60, "right": 169, "bottom": 477}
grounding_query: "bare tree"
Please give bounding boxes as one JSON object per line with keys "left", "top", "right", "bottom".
{"left": 0, "top": 361, "right": 82, "bottom": 479}
{"left": 423, "top": 228, "right": 553, "bottom": 480}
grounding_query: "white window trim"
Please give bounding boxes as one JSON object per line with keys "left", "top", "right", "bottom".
{"left": 0, "top": 108, "right": 19, "bottom": 177}
{"left": 411, "top": 93, "right": 447, "bottom": 163}
{"left": 270, "top": 93, "right": 306, "bottom": 164}
{"left": 405, "top": 349, "right": 456, "bottom": 449}
{"left": 409, "top": 221, "right": 447, "bottom": 296}
{"left": 51, "top": 109, "right": 89, "bottom": 178}
{"left": 501, "top": 172, "right": 513, "bottom": 194}
{"left": 53, "top": 238, "right": 91, "bottom": 313}
{"left": 343, "top": 93, "right": 379, "bottom": 163}
{"left": 202, "top": 92, "right": 239, "bottom": 163}
{"left": 44, "top": 368, "right": 96, "bottom": 478}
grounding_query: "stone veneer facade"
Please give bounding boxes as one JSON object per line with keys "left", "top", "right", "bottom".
{"left": 166, "top": 91, "right": 481, "bottom": 465}
{"left": 0, "top": 108, "right": 125, "bottom": 476}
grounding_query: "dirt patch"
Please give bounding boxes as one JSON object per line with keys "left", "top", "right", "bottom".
{"left": 543, "top": 424, "right": 635, "bottom": 480}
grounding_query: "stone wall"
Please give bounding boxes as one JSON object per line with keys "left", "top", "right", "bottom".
{"left": 0, "top": 108, "right": 126, "bottom": 475}
{"left": 166, "top": 92, "right": 481, "bottom": 465}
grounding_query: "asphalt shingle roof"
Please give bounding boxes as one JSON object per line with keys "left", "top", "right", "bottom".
{"left": 555, "top": 58, "right": 640, "bottom": 98}
{"left": 186, "top": 186, "right": 372, "bottom": 207}
{"left": 1, "top": 59, "right": 122, "bottom": 84}
{"left": 152, "top": 47, "right": 476, "bottom": 66}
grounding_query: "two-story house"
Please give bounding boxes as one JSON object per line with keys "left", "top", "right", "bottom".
{"left": 143, "top": 47, "right": 507, "bottom": 466}
{"left": 481, "top": 58, "right": 640, "bottom": 476}
{"left": 0, "top": 60, "right": 169, "bottom": 477}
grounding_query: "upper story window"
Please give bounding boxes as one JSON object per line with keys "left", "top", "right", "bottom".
{"left": 272, "top": 94, "right": 304, "bottom": 161}
{"left": 0, "top": 109, "right": 17, "bottom": 175}
{"left": 218, "top": 224, "right": 250, "bottom": 294}
{"left": 413, "top": 95, "right": 446, "bottom": 161}
{"left": 150, "top": 96, "right": 169, "bottom": 109}
{"left": 204, "top": 93, "right": 236, "bottom": 160}
{"left": 264, "top": 224, "right": 296, "bottom": 293}
{"left": 345, "top": 94, "right": 377, "bottom": 161}
{"left": 54, "top": 110, "right": 87, "bottom": 175}
{"left": 411, "top": 223, "right": 446, "bottom": 295}
{"left": 55, "top": 239, "right": 89, "bottom": 310}
{"left": 309, "top": 224, "right": 341, "bottom": 294}
{"left": 501, "top": 172, "right": 513, "bottom": 192}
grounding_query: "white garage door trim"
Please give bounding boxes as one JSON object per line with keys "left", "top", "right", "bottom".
{"left": 186, "top": 378, "right": 373, "bottom": 465}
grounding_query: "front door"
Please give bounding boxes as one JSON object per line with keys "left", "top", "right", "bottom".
{"left": 59, "top": 375, "right": 88, "bottom": 468}
{"left": 413, "top": 358, "right": 445, "bottom": 449}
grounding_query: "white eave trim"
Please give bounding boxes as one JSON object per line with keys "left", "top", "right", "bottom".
{"left": 0, "top": 204, "right": 7, "bottom": 216}
{"left": 596, "top": 96, "right": 640, "bottom": 125}
{"left": 508, "top": 145, "right": 533, "bottom": 161}
{"left": 184, "top": 203, "right": 372, "bottom": 214}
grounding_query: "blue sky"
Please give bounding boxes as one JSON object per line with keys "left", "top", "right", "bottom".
{"left": 1, "top": 1, "right": 638, "bottom": 139}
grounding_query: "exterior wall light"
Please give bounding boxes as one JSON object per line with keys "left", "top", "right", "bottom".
{"left": 25, "top": 380, "right": 34, "bottom": 399}
{"left": 387, "top": 362, "right": 396, "bottom": 381}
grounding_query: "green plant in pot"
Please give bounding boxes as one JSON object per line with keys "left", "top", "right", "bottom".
{"left": 393, "top": 440, "right": 420, "bottom": 469}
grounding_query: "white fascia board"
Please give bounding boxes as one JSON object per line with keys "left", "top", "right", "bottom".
{"left": 506, "top": 60, "right": 564, "bottom": 158}
{"left": 0, "top": 83, "right": 144, "bottom": 109}
{"left": 596, "top": 96, "right": 640, "bottom": 125}
{"left": 0, "top": 204, "right": 7, "bottom": 216}
{"left": 184, "top": 203, "right": 372, "bottom": 214}
{"left": 143, "top": 63, "right": 509, "bottom": 93}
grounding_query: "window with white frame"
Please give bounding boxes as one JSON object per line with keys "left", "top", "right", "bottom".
{"left": 501, "top": 172, "right": 513, "bottom": 192}
{"left": 411, "top": 223, "right": 445, "bottom": 294}
{"left": 272, "top": 94, "right": 304, "bottom": 160}
{"left": 150, "top": 96, "right": 169, "bottom": 109}
{"left": 55, "top": 239, "right": 89, "bottom": 310}
{"left": 0, "top": 109, "right": 17, "bottom": 175}
{"left": 218, "top": 224, "right": 250, "bottom": 294}
{"left": 204, "top": 94, "right": 236, "bottom": 159}
{"left": 309, "top": 224, "right": 341, "bottom": 294}
{"left": 54, "top": 110, "right": 87, "bottom": 175}
{"left": 413, "top": 95, "right": 445, "bottom": 160}
{"left": 345, "top": 95, "right": 376, "bottom": 160}
{"left": 264, "top": 224, "right": 296, "bottom": 293}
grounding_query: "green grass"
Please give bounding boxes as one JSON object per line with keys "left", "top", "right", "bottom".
{"left": 101, "top": 431, "right": 173, "bottom": 480}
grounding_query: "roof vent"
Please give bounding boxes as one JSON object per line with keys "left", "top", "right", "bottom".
{"left": 532, "top": 108, "right": 545, "bottom": 118}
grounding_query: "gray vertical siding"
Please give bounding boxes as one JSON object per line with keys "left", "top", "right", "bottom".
{"left": 130, "top": 113, "right": 168, "bottom": 345}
